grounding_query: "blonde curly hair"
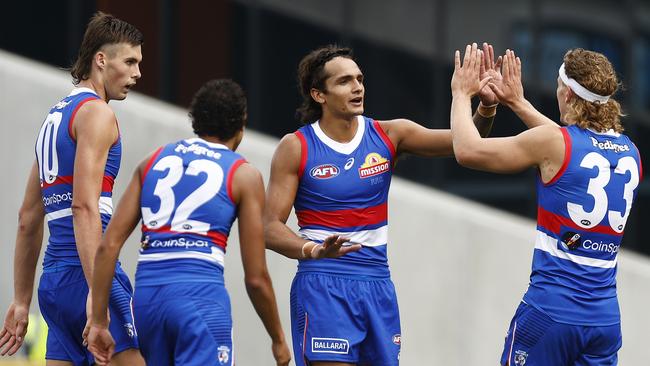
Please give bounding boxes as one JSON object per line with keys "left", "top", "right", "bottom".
{"left": 562, "top": 48, "right": 625, "bottom": 133}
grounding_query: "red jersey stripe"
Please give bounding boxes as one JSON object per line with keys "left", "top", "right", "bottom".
{"left": 296, "top": 203, "right": 388, "bottom": 228}
{"left": 537, "top": 205, "right": 622, "bottom": 237}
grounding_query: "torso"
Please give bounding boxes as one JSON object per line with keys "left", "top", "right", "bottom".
{"left": 524, "top": 125, "right": 643, "bottom": 325}
{"left": 37, "top": 88, "right": 121, "bottom": 269}
{"left": 136, "top": 137, "right": 246, "bottom": 286}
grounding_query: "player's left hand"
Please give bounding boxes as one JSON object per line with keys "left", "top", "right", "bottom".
{"left": 86, "top": 324, "right": 115, "bottom": 366}
{"left": 451, "top": 43, "right": 492, "bottom": 99}
{"left": 0, "top": 302, "right": 29, "bottom": 356}
{"left": 306, "top": 235, "right": 362, "bottom": 259}
{"left": 477, "top": 42, "right": 503, "bottom": 106}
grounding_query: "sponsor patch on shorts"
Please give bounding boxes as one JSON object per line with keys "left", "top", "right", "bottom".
{"left": 311, "top": 337, "right": 350, "bottom": 354}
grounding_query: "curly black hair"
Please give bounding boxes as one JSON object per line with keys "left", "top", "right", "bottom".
{"left": 296, "top": 45, "right": 354, "bottom": 124}
{"left": 189, "top": 79, "right": 247, "bottom": 140}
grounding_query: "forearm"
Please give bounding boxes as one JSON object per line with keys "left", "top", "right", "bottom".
{"left": 510, "top": 98, "right": 557, "bottom": 128}
{"left": 90, "top": 244, "right": 119, "bottom": 327}
{"left": 72, "top": 205, "right": 102, "bottom": 284}
{"left": 13, "top": 221, "right": 44, "bottom": 305}
{"left": 245, "top": 273, "right": 286, "bottom": 343}
{"left": 264, "top": 220, "right": 308, "bottom": 259}
{"left": 451, "top": 95, "right": 482, "bottom": 155}
{"left": 473, "top": 103, "right": 496, "bottom": 137}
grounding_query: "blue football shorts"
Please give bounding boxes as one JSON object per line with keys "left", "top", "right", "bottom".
{"left": 290, "top": 272, "right": 402, "bottom": 365}
{"left": 501, "top": 302, "right": 622, "bottom": 366}
{"left": 133, "top": 282, "right": 233, "bottom": 366}
{"left": 38, "top": 264, "right": 138, "bottom": 365}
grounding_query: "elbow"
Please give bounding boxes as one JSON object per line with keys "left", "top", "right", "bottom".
{"left": 71, "top": 201, "right": 97, "bottom": 219}
{"left": 454, "top": 146, "right": 476, "bottom": 167}
{"left": 17, "top": 208, "right": 41, "bottom": 234}
{"left": 245, "top": 272, "right": 271, "bottom": 294}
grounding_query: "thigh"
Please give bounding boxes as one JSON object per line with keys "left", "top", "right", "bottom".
{"left": 290, "top": 274, "right": 366, "bottom": 366}
{"left": 107, "top": 266, "right": 139, "bottom": 354}
{"left": 38, "top": 269, "right": 91, "bottom": 366}
{"left": 359, "top": 279, "right": 401, "bottom": 366}
{"left": 575, "top": 323, "right": 621, "bottom": 366}
{"left": 134, "top": 283, "right": 232, "bottom": 366}
{"left": 500, "top": 302, "right": 580, "bottom": 366}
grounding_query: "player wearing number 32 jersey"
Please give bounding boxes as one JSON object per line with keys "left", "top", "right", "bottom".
{"left": 451, "top": 45, "right": 642, "bottom": 365}
{"left": 85, "top": 79, "right": 291, "bottom": 366}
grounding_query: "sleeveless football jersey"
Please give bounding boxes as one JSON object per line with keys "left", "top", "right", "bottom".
{"left": 294, "top": 116, "right": 395, "bottom": 278}
{"left": 36, "top": 88, "right": 120, "bottom": 269}
{"left": 136, "top": 138, "right": 245, "bottom": 286}
{"left": 524, "top": 125, "right": 642, "bottom": 325}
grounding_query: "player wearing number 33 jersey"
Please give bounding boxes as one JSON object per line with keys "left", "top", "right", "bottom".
{"left": 451, "top": 47, "right": 643, "bottom": 365}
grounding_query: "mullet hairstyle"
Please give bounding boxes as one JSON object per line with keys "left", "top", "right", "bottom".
{"left": 563, "top": 48, "right": 625, "bottom": 133}
{"left": 70, "top": 11, "right": 144, "bottom": 85}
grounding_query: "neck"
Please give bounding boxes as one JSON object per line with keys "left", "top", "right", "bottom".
{"left": 78, "top": 79, "right": 108, "bottom": 102}
{"left": 199, "top": 135, "right": 238, "bottom": 150}
{"left": 318, "top": 112, "right": 359, "bottom": 143}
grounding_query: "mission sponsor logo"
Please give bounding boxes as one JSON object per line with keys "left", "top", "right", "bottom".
{"left": 311, "top": 337, "right": 349, "bottom": 354}
{"left": 359, "top": 153, "right": 390, "bottom": 178}
{"left": 310, "top": 164, "right": 340, "bottom": 179}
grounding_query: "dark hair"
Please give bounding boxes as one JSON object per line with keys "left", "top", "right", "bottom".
{"left": 70, "top": 12, "right": 144, "bottom": 85}
{"left": 189, "top": 79, "right": 247, "bottom": 140}
{"left": 563, "top": 48, "right": 624, "bottom": 133}
{"left": 296, "top": 45, "right": 354, "bottom": 124}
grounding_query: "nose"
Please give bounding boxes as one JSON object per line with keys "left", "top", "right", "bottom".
{"left": 352, "top": 79, "right": 363, "bottom": 93}
{"left": 133, "top": 64, "right": 142, "bottom": 80}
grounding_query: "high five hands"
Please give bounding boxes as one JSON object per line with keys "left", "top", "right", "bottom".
{"left": 451, "top": 43, "right": 494, "bottom": 99}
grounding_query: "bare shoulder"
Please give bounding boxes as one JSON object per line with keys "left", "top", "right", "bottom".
{"left": 234, "top": 162, "right": 263, "bottom": 184}
{"left": 271, "top": 133, "right": 302, "bottom": 169}
{"left": 75, "top": 99, "right": 115, "bottom": 124}
{"left": 376, "top": 118, "right": 413, "bottom": 131}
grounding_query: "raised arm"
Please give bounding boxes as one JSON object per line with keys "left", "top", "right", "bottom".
{"left": 489, "top": 49, "right": 558, "bottom": 128}
{"left": 233, "top": 162, "right": 290, "bottom": 366}
{"left": 71, "top": 100, "right": 119, "bottom": 285}
{"left": 450, "top": 44, "right": 565, "bottom": 180}
{"left": 263, "top": 134, "right": 359, "bottom": 259}
{"left": 376, "top": 44, "right": 501, "bottom": 158}
{"left": 0, "top": 162, "right": 45, "bottom": 356}
{"left": 86, "top": 163, "right": 144, "bottom": 365}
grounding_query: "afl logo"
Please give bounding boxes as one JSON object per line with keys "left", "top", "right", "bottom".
{"left": 392, "top": 334, "right": 401, "bottom": 345}
{"left": 310, "top": 164, "right": 340, "bottom": 179}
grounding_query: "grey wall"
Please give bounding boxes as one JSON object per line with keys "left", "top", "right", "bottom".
{"left": 2, "top": 49, "right": 649, "bottom": 365}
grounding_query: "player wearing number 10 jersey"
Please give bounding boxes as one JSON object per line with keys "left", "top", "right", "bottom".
{"left": 451, "top": 45, "right": 642, "bottom": 365}
{"left": 0, "top": 12, "right": 144, "bottom": 366}
{"left": 85, "top": 79, "right": 291, "bottom": 366}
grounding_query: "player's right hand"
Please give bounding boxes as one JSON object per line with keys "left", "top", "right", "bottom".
{"left": 488, "top": 49, "right": 525, "bottom": 107}
{"left": 307, "top": 235, "right": 362, "bottom": 259}
{"left": 272, "top": 339, "right": 291, "bottom": 366}
{"left": 86, "top": 324, "right": 115, "bottom": 366}
{"left": 0, "top": 302, "right": 29, "bottom": 356}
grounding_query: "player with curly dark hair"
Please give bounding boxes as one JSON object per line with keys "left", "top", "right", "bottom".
{"left": 86, "top": 79, "right": 291, "bottom": 366}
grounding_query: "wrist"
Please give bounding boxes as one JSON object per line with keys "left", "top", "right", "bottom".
{"left": 301, "top": 241, "right": 317, "bottom": 259}
{"left": 477, "top": 102, "right": 498, "bottom": 118}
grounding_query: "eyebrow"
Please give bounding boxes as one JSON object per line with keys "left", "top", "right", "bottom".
{"left": 334, "top": 72, "right": 363, "bottom": 83}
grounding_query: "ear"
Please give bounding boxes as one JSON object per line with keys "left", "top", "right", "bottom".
{"left": 95, "top": 51, "right": 107, "bottom": 70}
{"left": 310, "top": 88, "right": 325, "bottom": 105}
{"left": 564, "top": 87, "right": 574, "bottom": 104}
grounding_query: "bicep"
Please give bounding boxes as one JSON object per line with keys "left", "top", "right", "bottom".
{"left": 72, "top": 105, "right": 117, "bottom": 204}
{"left": 263, "top": 136, "right": 301, "bottom": 224}
{"left": 235, "top": 166, "right": 266, "bottom": 274}
{"left": 382, "top": 119, "right": 453, "bottom": 157}
{"left": 20, "top": 161, "right": 45, "bottom": 221}
{"left": 456, "top": 127, "right": 554, "bottom": 173}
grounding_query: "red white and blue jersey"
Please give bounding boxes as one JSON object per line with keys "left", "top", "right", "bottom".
{"left": 524, "top": 125, "right": 643, "bottom": 326}
{"left": 36, "top": 88, "right": 120, "bottom": 269}
{"left": 294, "top": 116, "right": 396, "bottom": 278}
{"left": 136, "top": 138, "right": 245, "bottom": 286}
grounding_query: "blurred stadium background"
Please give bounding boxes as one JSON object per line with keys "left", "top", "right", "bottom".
{"left": 1, "top": 0, "right": 649, "bottom": 364}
